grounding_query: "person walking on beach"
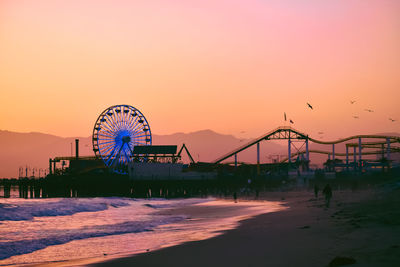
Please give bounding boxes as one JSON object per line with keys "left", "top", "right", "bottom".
{"left": 314, "top": 184, "right": 319, "bottom": 198}
{"left": 322, "top": 184, "right": 332, "bottom": 208}
{"left": 233, "top": 192, "right": 237, "bottom": 203}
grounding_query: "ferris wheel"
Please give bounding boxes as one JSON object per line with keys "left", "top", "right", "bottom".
{"left": 92, "top": 105, "right": 152, "bottom": 173}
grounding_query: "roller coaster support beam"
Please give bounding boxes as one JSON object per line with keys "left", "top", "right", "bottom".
{"left": 358, "top": 137, "right": 362, "bottom": 170}
{"left": 353, "top": 147, "right": 357, "bottom": 171}
{"left": 288, "top": 135, "right": 291, "bottom": 165}
{"left": 234, "top": 154, "right": 237, "bottom": 168}
{"left": 306, "top": 138, "right": 309, "bottom": 170}
{"left": 257, "top": 142, "right": 260, "bottom": 174}
{"left": 332, "top": 144, "right": 335, "bottom": 161}
{"left": 387, "top": 138, "right": 391, "bottom": 163}
{"left": 346, "top": 146, "right": 349, "bottom": 171}
{"left": 177, "top": 144, "right": 195, "bottom": 164}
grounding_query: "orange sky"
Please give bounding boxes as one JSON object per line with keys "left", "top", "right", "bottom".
{"left": 1, "top": 0, "right": 399, "bottom": 140}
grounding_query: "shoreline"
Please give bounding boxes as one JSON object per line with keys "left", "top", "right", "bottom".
{"left": 25, "top": 198, "right": 285, "bottom": 267}
{"left": 87, "top": 189, "right": 400, "bottom": 267}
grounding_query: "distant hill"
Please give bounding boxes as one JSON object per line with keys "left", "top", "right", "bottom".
{"left": 0, "top": 130, "right": 93, "bottom": 178}
{"left": 0, "top": 129, "right": 285, "bottom": 178}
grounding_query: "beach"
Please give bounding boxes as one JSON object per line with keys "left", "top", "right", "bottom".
{"left": 89, "top": 187, "right": 400, "bottom": 267}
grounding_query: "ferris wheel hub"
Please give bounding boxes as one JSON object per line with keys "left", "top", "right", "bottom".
{"left": 122, "top": 135, "right": 131, "bottom": 144}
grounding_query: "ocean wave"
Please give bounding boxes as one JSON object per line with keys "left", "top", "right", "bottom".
{"left": 142, "top": 198, "right": 213, "bottom": 209}
{"left": 0, "top": 198, "right": 131, "bottom": 221}
{"left": 0, "top": 215, "right": 185, "bottom": 260}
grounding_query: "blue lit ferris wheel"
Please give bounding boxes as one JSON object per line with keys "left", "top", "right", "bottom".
{"left": 92, "top": 105, "right": 152, "bottom": 173}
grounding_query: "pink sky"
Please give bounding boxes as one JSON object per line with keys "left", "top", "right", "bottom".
{"left": 0, "top": 0, "right": 399, "bottom": 139}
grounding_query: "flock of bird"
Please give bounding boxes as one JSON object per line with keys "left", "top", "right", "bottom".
{"left": 238, "top": 101, "right": 396, "bottom": 141}
{"left": 283, "top": 100, "right": 397, "bottom": 137}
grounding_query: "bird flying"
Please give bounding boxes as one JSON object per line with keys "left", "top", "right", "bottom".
{"left": 350, "top": 100, "right": 356, "bottom": 104}
{"left": 289, "top": 119, "right": 294, "bottom": 124}
{"left": 353, "top": 116, "right": 359, "bottom": 119}
{"left": 364, "top": 109, "right": 374, "bottom": 112}
{"left": 318, "top": 132, "right": 324, "bottom": 135}
{"left": 307, "top": 103, "right": 313, "bottom": 110}
{"left": 389, "top": 118, "right": 396, "bottom": 122}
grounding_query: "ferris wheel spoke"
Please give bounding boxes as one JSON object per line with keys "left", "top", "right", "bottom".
{"left": 114, "top": 108, "right": 124, "bottom": 130}
{"left": 133, "top": 140, "right": 147, "bottom": 146}
{"left": 107, "top": 144, "right": 122, "bottom": 166}
{"left": 100, "top": 141, "right": 116, "bottom": 150}
{"left": 103, "top": 117, "right": 119, "bottom": 134}
{"left": 131, "top": 126, "right": 145, "bottom": 135}
{"left": 126, "top": 111, "right": 139, "bottom": 133}
{"left": 122, "top": 109, "right": 130, "bottom": 126}
{"left": 104, "top": 145, "right": 118, "bottom": 164}
{"left": 130, "top": 125, "right": 146, "bottom": 137}
{"left": 131, "top": 124, "right": 145, "bottom": 135}
{"left": 98, "top": 140, "right": 117, "bottom": 146}
{"left": 98, "top": 131, "right": 116, "bottom": 139}
{"left": 131, "top": 131, "right": 147, "bottom": 138}
{"left": 100, "top": 143, "right": 117, "bottom": 156}
{"left": 98, "top": 136, "right": 114, "bottom": 143}
{"left": 127, "top": 116, "right": 141, "bottom": 131}
{"left": 101, "top": 121, "right": 117, "bottom": 136}
{"left": 98, "top": 128, "right": 115, "bottom": 135}
{"left": 99, "top": 142, "right": 115, "bottom": 150}
{"left": 131, "top": 134, "right": 147, "bottom": 140}
{"left": 98, "top": 135, "right": 115, "bottom": 143}
{"left": 101, "top": 139, "right": 117, "bottom": 152}
{"left": 128, "top": 122, "right": 140, "bottom": 135}
{"left": 100, "top": 128, "right": 116, "bottom": 136}
{"left": 110, "top": 144, "right": 124, "bottom": 167}
{"left": 123, "top": 147, "right": 131, "bottom": 163}
{"left": 100, "top": 121, "right": 117, "bottom": 135}
{"left": 131, "top": 139, "right": 148, "bottom": 146}
{"left": 126, "top": 142, "right": 134, "bottom": 155}
{"left": 106, "top": 109, "right": 121, "bottom": 132}
{"left": 121, "top": 113, "right": 130, "bottom": 131}
{"left": 99, "top": 144, "right": 116, "bottom": 152}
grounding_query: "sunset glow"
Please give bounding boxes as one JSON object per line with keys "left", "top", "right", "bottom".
{"left": 1, "top": 0, "right": 399, "bottom": 139}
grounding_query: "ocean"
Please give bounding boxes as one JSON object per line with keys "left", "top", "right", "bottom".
{"left": 0, "top": 197, "right": 282, "bottom": 266}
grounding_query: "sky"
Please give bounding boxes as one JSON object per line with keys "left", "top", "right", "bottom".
{"left": 1, "top": 0, "right": 399, "bottom": 140}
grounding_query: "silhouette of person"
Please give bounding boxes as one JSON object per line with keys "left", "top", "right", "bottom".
{"left": 322, "top": 184, "right": 332, "bottom": 208}
{"left": 233, "top": 192, "right": 237, "bottom": 203}
{"left": 314, "top": 184, "right": 319, "bottom": 198}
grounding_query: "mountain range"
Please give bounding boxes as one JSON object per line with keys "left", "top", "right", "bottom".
{"left": 1, "top": 129, "right": 398, "bottom": 178}
{"left": 0, "top": 129, "right": 285, "bottom": 178}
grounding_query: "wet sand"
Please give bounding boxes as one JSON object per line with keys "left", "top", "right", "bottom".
{"left": 89, "top": 188, "right": 400, "bottom": 267}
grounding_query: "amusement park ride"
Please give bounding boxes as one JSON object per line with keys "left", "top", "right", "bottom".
{"left": 49, "top": 105, "right": 196, "bottom": 178}
{"left": 48, "top": 105, "right": 400, "bottom": 178}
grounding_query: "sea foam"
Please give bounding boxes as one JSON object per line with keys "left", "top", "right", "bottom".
{"left": 0, "top": 198, "right": 131, "bottom": 221}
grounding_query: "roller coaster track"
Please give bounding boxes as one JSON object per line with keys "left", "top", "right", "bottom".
{"left": 309, "top": 135, "right": 400, "bottom": 145}
{"left": 212, "top": 126, "right": 400, "bottom": 164}
{"left": 279, "top": 148, "right": 400, "bottom": 163}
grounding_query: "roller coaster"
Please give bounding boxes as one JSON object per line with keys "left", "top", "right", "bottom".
{"left": 212, "top": 126, "right": 400, "bottom": 169}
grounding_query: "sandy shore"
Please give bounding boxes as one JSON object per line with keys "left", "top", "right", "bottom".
{"left": 87, "top": 188, "right": 400, "bottom": 267}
